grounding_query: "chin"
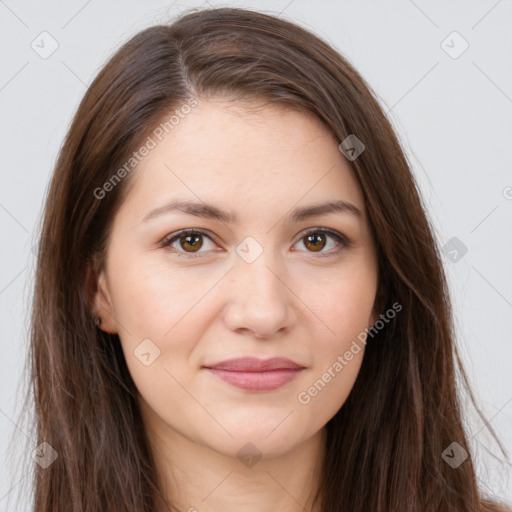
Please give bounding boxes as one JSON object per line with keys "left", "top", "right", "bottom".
{"left": 207, "top": 424, "right": 310, "bottom": 459}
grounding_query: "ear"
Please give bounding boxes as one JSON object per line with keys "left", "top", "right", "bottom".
{"left": 369, "top": 307, "right": 379, "bottom": 327}
{"left": 369, "top": 279, "right": 386, "bottom": 326}
{"left": 86, "top": 258, "right": 118, "bottom": 334}
{"left": 94, "top": 270, "right": 119, "bottom": 334}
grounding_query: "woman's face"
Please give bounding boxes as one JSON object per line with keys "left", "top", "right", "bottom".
{"left": 94, "top": 97, "right": 379, "bottom": 460}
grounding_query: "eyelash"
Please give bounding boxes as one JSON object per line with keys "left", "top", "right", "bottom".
{"left": 159, "top": 227, "right": 351, "bottom": 259}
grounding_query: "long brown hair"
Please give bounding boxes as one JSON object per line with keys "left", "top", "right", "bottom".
{"left": 12, "top": 6, "right": 511, "bottom": 511}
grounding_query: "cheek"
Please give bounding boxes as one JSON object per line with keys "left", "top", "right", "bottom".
{"left": 108, "top": 254, "right": 222, "bottom": 338}
{"left": 310, "top": 263, "right": 378, "bottom": 345}
{"left": 106, "top": 257, "right": 216, "bottom": 391}
{"left": 296, "top": 349, "right": 363, "bottom": 436}
{"left": 299, "top": 262, "right": 376, "bottom": 404}
{"left": 295, "top": 276, "right": 373, "bottom": 426}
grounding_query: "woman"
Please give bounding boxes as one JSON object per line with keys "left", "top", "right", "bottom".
{"left": 24, "top": 6, "right": 510, "bottom": 512}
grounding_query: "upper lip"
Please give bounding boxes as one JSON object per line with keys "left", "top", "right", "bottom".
{"left": 203, "top": 357, "right": 304, "bottom": 372}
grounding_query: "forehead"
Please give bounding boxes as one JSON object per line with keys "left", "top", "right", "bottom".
{"left": 121, "top": 97, "right": 367, "bottom": 224}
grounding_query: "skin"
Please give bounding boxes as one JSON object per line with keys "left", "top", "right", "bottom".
{"left": 94, "top": 97, "right": 379, "bottom": 512}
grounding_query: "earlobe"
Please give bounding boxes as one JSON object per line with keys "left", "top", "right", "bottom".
{"left": 369, "top": 308, "right": 379, "bottom": 327}
{"left": 91, "top": 265, "right": 119, "bottom": 335}
{"left": 370, "top": 282, "right": 386, "bottom": 327}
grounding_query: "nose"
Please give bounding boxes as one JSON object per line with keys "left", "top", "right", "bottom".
{"left": 222, "top": 251, "right": 297, "bottom": 339}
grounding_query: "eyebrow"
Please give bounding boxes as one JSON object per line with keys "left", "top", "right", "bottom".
{"left": 141, "top": 199, "right": 362, "bottom": 224}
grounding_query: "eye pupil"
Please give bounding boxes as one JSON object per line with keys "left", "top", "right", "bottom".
{"left": 180, "top": 233, "right": 203, "bottom": 252}
{"left": 304, "top": 233, "right": 326, "bottom": 252}
{"left": 167, "top": 230, "right": 340, "bottom": 257}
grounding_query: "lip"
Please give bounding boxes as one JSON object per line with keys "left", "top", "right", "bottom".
{"left": 203, "top": 357, "right": 305, "bottom": 391}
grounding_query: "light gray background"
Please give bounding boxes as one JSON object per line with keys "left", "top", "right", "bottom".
{"left": 1, "top": 0, "right": 511, "bottom": 509}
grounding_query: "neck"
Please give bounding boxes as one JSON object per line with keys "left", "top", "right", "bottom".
{"left": 142, "top": 407, "right": 326, "bottom": 512}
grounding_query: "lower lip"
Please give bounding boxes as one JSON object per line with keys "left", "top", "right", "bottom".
{"left": 205, "top": 368, "right": 303, "bottom": 391}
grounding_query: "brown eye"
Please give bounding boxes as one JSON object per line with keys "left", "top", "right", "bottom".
{"left": 179, "top": 233, "right": 203, "bottom": 252}
{"left": 303, "top": 233, "right": 327, "bottom": 252}
{"left": 294, "top": 228, "right": 350, "bottom": 256}
{"left": 161, "top": 229, "right": 217, "bottom": 258}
